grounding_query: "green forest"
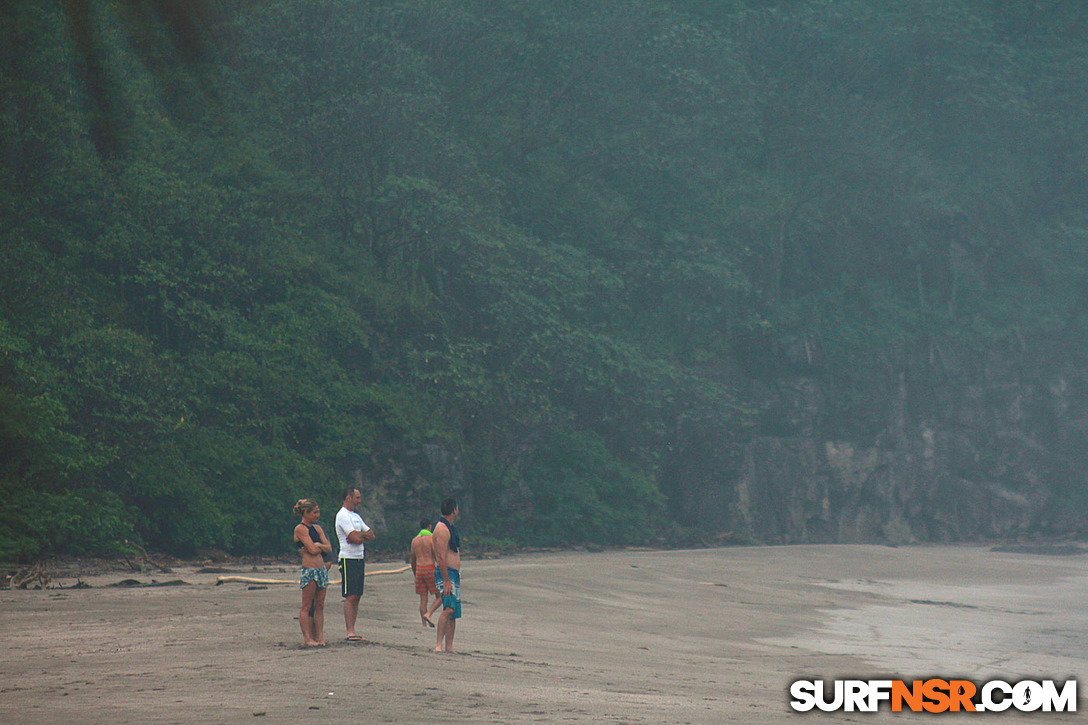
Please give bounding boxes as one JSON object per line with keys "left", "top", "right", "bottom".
{"left": 3, "top": 1, "right": 1087, "bottom": 560}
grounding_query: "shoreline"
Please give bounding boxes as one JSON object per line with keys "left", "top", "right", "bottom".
{"left": 8, "top": 537, "right": 1087, "bottom": 588}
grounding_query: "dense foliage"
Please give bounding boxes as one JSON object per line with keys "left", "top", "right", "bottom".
{"left": 2, "top": 1, "right": 1087, "bottom": 558}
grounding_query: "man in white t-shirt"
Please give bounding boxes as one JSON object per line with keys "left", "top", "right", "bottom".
{"left": 335, "top": 487, "right": 375, "bottom": 641}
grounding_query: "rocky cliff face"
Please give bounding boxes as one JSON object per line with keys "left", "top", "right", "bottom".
{"left": 730, "top": 347, "right": 1088, "bottom": 544}
{"left": 350, "top": 442, "right": 465, "bottom": 532}
{"left": 352, "top": 346, "right": 1088, "bottom": 546}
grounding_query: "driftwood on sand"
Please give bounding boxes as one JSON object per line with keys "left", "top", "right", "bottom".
{"left": 8, "top": 561, "right": 50, "bottom": 589}
{"left": 123, "top": 539, "right": 173, "bottom": 574}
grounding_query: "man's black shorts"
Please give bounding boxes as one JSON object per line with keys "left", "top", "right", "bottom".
{"left": 339, "top": 557, "right": 365, "bottom": 597}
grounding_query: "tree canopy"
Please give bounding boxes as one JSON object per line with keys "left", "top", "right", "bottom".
{"left": 3, "top": 1, "right": 1087, "bottom": 558}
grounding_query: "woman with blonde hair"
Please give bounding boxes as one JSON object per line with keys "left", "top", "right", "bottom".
{"left": 293, "top": 498, "right": 333, "bottom": 646}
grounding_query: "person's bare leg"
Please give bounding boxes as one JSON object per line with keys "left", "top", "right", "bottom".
{"left": 312, "top": 587, "right": 327, "bottom": 645}
{"left": 419, "top": 593, "right": 435, "bottom": 627}
{"left": 435, "top": 608, "right": 449, "bottom": 651}
{"left": 426, "top": 593, "right": 442, "bottom": 622}
{"left": 443, "top": 616, "right": 456, "bottom": 653}
{"left": 435, "top": 607, "right": 457, "bottom": 652}
{"left": 300, "top": 583, "right": 320, "bottom": 646}
{"left": 344, "top": 594, "right": 362, "bottom": 639}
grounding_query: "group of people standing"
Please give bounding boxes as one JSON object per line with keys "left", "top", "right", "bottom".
{"left": 410, "top": 497, "right": 462, "bottom": 652}
{"left": 291, "top": 488, "right": 462, "bottom": 652}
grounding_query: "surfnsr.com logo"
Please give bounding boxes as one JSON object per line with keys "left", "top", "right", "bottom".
{"left": 790, "top": 678, "right": 1077, "bottom": 713}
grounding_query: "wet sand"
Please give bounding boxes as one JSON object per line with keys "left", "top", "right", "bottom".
{"left": 1, "top": 544, "right": 1085, "bottom": 723}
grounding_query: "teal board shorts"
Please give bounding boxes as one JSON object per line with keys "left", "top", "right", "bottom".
{"left": 299, "top": 566, "right": 329, "bottom": 590}
{"left": 434, "top": 567, "right": 461, "bottom": 619}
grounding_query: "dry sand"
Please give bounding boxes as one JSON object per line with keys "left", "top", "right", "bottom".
{"left": 1, "top": 544, "right": 1085, "bottom": 724}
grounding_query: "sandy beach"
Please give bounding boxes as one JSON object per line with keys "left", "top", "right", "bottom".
{"left": 1, "top": 544, "right": 1085, "bottom": 724}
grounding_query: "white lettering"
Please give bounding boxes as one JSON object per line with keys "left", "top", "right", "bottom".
{"left": 1040, "top": 679, "right": 1077, "bottom": 712}
{"left": 1014, "top": 680, "right": 1043, "bottom": 712}
{"left": 789, "top": 680, "right": 816, "bottom": 712}
{"left": 816, "top": 679, "right": 844, "bottom": 712}
{"left": 981, "top": 680, "right": 1012, "bottom": 712}
{"left": 844, "top": 680, "right": 869, "bottom": 712}
{"left": 867, "top": 680, "right": 893, "bottom": 711}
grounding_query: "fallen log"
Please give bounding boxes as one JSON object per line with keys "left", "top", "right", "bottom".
{"left": 215, "top": 564, "right": 410, "bottom": 586}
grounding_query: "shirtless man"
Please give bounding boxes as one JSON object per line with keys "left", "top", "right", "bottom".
{"left": 409, "top": 519, "right": 442, "bottom": 627}
{"left": 433, "top": 498, "right": 462, "bottom": 653}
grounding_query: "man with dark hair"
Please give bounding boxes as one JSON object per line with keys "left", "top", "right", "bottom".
{"left": 433, "top": 497, "right": 462, "bottom": 652}
{"left": 335, "top": 487, "right": 375, "bottom": 641}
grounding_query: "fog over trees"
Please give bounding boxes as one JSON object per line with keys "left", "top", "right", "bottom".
{"left": 3, "top": 1, "right": 1087, "bottom": 559}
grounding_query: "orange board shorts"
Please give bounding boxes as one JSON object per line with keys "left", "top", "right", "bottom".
{"left": 414, "top": 564, "right": 439, "bottom": 595}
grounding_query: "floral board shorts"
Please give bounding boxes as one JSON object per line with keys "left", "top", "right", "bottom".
{"left": 300, "top": 566, "right": 329, "bottom": 590}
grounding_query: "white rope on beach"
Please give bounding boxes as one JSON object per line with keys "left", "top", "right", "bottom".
{"left": 216, "top": 564, "right": 411, "bottom": 585}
